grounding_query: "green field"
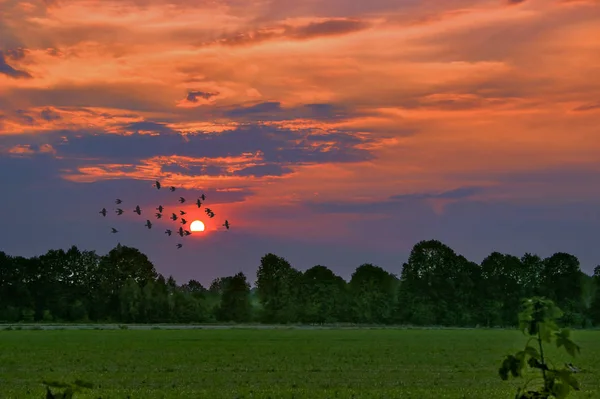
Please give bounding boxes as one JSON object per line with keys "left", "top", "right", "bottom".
{"left": 0, "top": 327, "right": 598, "bottom": 398}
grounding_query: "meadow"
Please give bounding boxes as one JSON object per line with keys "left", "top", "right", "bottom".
{"left": 0, "top": 327, "right": 598, "bottom": 398}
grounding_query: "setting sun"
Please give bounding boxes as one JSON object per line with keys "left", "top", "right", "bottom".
{"left": 190, "top": 220, "right": 205, "bottom": 232}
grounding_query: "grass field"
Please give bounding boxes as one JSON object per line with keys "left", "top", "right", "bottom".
{"left": 0, "top": 327, "right": 598, "bottom": 398}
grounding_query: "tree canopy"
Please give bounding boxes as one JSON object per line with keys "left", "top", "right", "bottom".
{"left": 0, "top": 240, "right": 597, "bottom": 327}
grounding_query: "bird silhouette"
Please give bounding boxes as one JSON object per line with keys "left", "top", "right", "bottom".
{"left": 184, "top": 230, "right": 191, "bottom": 236}
{"left": 145, "top": 220, "right": 152, "bottom": 229}
{"left": 196, "top": 198, "right": 202, "bottom": 208}
{"left": 205, "top": 208, "right": 215, "bottom": 218}
{"left": 165, "top": 229, "right": 172, "bottom": 236}
{"left": 170, "top": 213, "right": 178, "bottom": 221}
{"left": 178, "top": 227, "right": 184, "bottom": 237}
{"left": 99, "top": 208, "right": 107, "bottom": 217}
{"left": 201, "top": 194, "right": 206, "bottom": 201}
{"left": 169, "top": 186, "right": 176, "bottom": 192}
{"left": 179, "top": 197, "right": 185, "bottom": 204}
{"left": 205, "top": 208, "right": 212, "bottom": 215}
{"left": 223, "top": 220, "right": 230, "bottom": 230}
{"left": 176, "top": 243, "right": 182, "bottom": 249}
{"left": 181, "top": 218, "right": 187, "bottom": 225}
{"left": 155, "top": 212, "right": 162, "bottom": 219}
{"left": 154, "top": 180, "right": 161, "bottom": 190}
{"left": 115, "top": 208, "right": 124, "bottom": 215}
{"left": 179, "top": 210, "right": 186, "bottom": 215}
{"left": 156, "top": 205, "right": 164, "bottom": 213}
{"left": 134, "top": 205, "right": 141, "bottom": 215}
{"left": 115, "top": 199, "right": 122, "bottom": 204}
{"left": 111, "top": 228, "right": 118, "bottom": 233}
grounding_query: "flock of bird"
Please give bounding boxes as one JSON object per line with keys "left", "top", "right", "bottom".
{"left": 98, "top": 180, "right": 230, "bottom": 249}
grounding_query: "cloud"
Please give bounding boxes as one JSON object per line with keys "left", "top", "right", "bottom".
{"left": 185, "top": 91, "right": 219, "bottom": 103}
{"left": 0, "top": 51, "right": 32, "bottom": 79}
{"left": 305, "top": 186, "right": 486, "bottom": 214}
{"left": 40, "top": 108, "right": 62, "bottom": 121}
{"left": 224, "top": 101, "right": 354, "bottom": 121}
{"left": 572, "top": 102, "right": 600, "bottom": 112}
{"left": 202, "top": 18, "right": 371, "bottom": 47}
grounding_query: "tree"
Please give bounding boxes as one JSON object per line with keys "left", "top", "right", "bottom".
{"left": 256, "top": 253, "right": 302, "bottom": 323}
{"left": 480, "top": 252, "right": 524, "bottom": 326}
{"left": 299, "top": 265, "right": 348, "bottom": 324}
{"left": 590, "top": 266, "right": 600, "bottom": 325}
{"left": 349, "top": 263, "right": 398, "bottom": 324}
{"left": 399, "top": 240, "right": 478, "bottom": 326}
{"left": 119, "top": 278, "right": 142, "bottom": 322}
{"left": 217, "top": 272, "right": 252, "bottom": 322}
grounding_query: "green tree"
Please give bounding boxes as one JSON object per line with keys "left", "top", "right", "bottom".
{"left": 349, "top": 263, "right": 398, "bottom": 324}
{"left": 119, "top": 278, "right": 142, "bottom": 322}
{"left": 256, "top": 253, "right": 302, "bottom": 323}
{"left": 299, "top": 265, "right": 348, "bottom": 324}
{"left": 217, "top": 272, "right": 252, "bottom": 322}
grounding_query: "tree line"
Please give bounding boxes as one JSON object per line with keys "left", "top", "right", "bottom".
{"left": 1, "top": 240, "right": 599, "bottom": 327}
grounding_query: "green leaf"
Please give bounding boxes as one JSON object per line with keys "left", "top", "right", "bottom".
{"left": 550, "top": 382, "right": 570, "bottom": 399}
{"left": 524, "top": 345, "right": 540, "bottom": 359}
{"left": 556, "top": 369, "right": 580, "bottom": 391}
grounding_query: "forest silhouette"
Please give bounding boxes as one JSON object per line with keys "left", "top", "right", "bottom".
{"left": 1, "top": 240, "right": 599, "bottom": 327}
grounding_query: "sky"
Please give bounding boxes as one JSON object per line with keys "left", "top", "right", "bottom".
{"left": 1, "top": 0, "right": 599, "bottom": 286}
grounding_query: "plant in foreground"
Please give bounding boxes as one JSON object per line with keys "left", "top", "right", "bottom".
{"left": 499, "top": 297, "right": 581, "bottom": 399}
{"left": 43, "top": 379, "right": 93, "bottom": 398}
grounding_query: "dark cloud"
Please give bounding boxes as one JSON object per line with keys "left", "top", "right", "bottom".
{"left": 4, "top": 47, "right": 28, "bottom": 60}
{"left": 233, "top": 164, "right": 293, "bottom": 177}
{"left": 288, "top": 19, "right": 369, "bottom": 39}
{"left": 40, "top": 108, "right": 62, "bottom": 121}
{"left": 306, "top": 186, "right": 485, "bottom": 214}
{"left": 185, "top": 91, "right": 219, "bottom": 103}
{"left": 572, "top": 102, "right": 600, "bottom": 112}
{"left": 14, "top": 110, "right": 36, "bottom": 125}
{"left": 2, "top": 124, "right": 375, "bottom": 170}
{"left": 202, "top": 18, "right": 371, "bottom": 47}
{"left": 0, "top": 51, "right": 32, "bottom": 79}
{"left": 160, "top": 163, "right": 229, "bottom": 177}
{"left": 224, "top": 101, "right": 353, "bottom": 121}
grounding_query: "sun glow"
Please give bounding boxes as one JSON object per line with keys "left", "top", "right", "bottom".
{"left": 190, "top": 220, "right": 205, "bottom": 232}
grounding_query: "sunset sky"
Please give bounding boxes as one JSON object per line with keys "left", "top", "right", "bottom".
{"left": 1, "top": 0, "right": 599, "bottom": 285}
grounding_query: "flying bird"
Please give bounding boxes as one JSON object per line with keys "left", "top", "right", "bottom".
{"left": 179, "top": 197, "right": 186, "bottom": 204}
{"left": 223, "top": 220, "right": 229, "bottom": 230}
{"left": 115, "top": 208, "right": 124, "bottom": 215}
{"left": 145, "top": 220, "right": 152, "bottom": 229}
{"left": 155, "top": 212, "right": 162, "bottom": 219}
{"left": 204, "top": 208, "right": 212, "bottom": 215}
{"left": 181, "top": 218, "right": 187, "bottom": 225}
{"left": 165, "top": 229, "right": 172, "bottom": 236}
{"left": 169, "top": 186, "right": 176, "bottom": 192}
{"left": 179, "top": 210, "right": 186, "bottom": 215}
{"left": 170, "top": 213, "right": 178, "bottom": 221}
{"left": 154, "top": 180, "right": 161, "bottom": 190}
{"left": 184, "top": 230, "right": 191, "bottom": 236}
{"left": 99, "top": 208, "right": 107, "bottom": 217}
{"left": 115, "top": 199, "right": 122, "bottom": 204}
{"left": 134, "top": 205, "right": 141, "bottom": 215}
{"left": 178, "top": 227, "right": 184, "bottom": 237}
{"left": 156, "top": 205, "right": 164, "bottom": 213}
{"left": 205, "top": 208, "right": 215, "bottom": 218}
{"left": 176, "top": 243, "right": 182, "bottom": 249}
{"left": 201, "top": 194, "right": 206, "bottom": 201}
{"left": 196, "top": 198, "right": 202, "bottom": 208}
{"left": 111, "top": 228, "right": 118, "bottom": 233}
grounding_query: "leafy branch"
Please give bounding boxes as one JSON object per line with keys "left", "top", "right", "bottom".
{"left": 499, "top": 297, "right": 581, "bottom": 399}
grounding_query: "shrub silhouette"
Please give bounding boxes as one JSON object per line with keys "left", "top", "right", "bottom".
{"left": 499, "top": 297, "right": 581, "bottom": 398}
{"left": 42, "top": 379, "right": 93, "bottom": 398}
